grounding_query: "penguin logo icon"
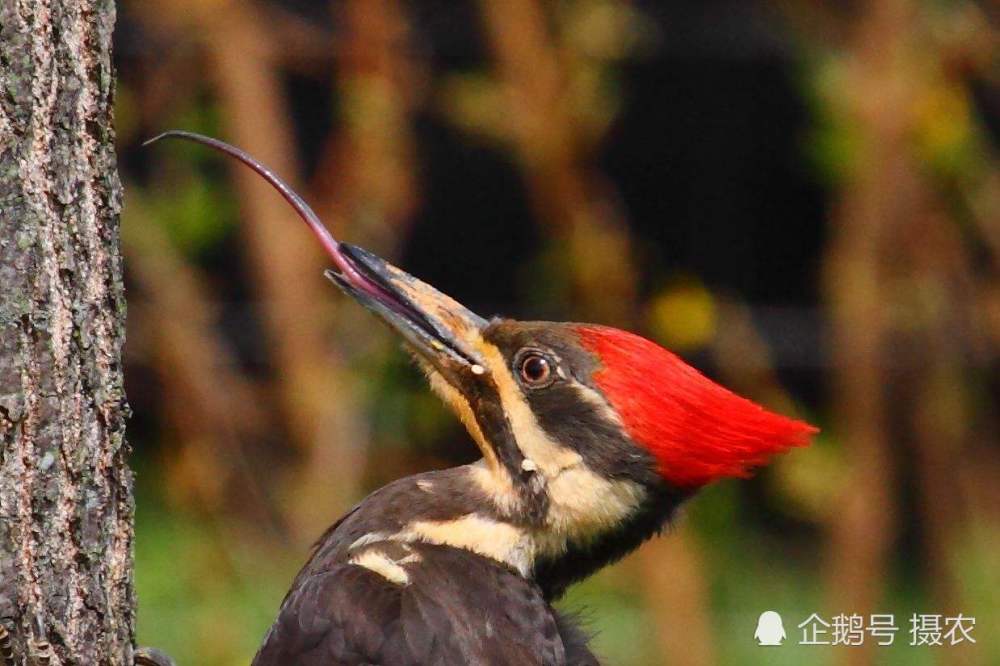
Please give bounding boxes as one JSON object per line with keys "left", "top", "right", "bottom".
{"left": 754, "top": 611, "right": 786, "bottom": 646}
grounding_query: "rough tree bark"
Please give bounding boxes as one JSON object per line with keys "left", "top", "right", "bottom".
{"left": 0, "top": 1, "right": 135, "bottom": 664}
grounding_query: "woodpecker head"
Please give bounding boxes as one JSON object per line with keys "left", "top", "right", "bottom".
{"left": 325, "top": 245, "right": 815, "bottom": 594}
{"left": 149, "top": 131, "right": 816, "bottom": 591}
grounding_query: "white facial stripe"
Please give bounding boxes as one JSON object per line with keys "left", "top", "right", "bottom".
{"left": 468, "top": 460, "right": 521, "bottom": 514}
{"left": 472, "top": 342, "right": 648, "bottom": 549}
{"left": 568, "top": 380, "right": 624, "bottom": 428}
{"left": 385, "top": 480, "right": 642, "bottom": 575}
{"left": 416, "top": 338, "right": 647, "bottom": 571}
{"left": 368, "top": 471, "right": 642, "bottom": 578}
{"left": 475, "top": 342, "right": 582, "bottom": 477}
{"left": 401, "top": 514, "right": 535, "bottom": 577}
{"left": 544, "top": 471, "right": 646, "bottom": 547}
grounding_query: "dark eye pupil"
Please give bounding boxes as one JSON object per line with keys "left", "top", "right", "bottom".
{"left": 522, "top": 355, "right": 550, "bottom": 383}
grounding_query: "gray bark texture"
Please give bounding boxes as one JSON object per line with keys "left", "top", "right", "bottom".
{"left": 0, "top": 1, "right": 135, "bottom": 665}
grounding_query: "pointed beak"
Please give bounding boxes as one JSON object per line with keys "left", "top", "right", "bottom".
{"left": 326, "top": 244, "right": 488, "bottom": 376}
{"left": 142, "top": 130, "right": 489, "bottom": 378}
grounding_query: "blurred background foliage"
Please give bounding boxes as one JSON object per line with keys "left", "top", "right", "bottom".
{"left": 114, "top": 1, "right": 998, "bottom": 664}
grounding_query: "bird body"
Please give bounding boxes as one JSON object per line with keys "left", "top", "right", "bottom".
{"left": 246, "top": 278, "right": 810, "bottom": 665}
{"left": 148, "top": 131, "right": 816, "bottom": 666}
{"left": 253, "top": 466, "right": 601, "bottom": 665}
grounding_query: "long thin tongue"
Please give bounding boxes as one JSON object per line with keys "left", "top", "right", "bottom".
{"left": 143, "top": 130, "right": 391, "bottom": 305}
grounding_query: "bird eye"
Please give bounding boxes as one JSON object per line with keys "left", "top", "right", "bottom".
{"left": 518, "top": 353, "right": 553, "bottom": 388}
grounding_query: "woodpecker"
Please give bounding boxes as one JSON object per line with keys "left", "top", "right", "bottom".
{"left": 148, "top": 131, "right": 816, "bottom": 666}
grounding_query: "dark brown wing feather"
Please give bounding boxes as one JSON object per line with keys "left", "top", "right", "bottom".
{"left": 252, "top": 542, "right": 598, "bottom": 665}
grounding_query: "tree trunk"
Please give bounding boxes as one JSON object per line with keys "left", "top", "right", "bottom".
{"left": 0, "top": 1, "right": 134, "bottom": 664}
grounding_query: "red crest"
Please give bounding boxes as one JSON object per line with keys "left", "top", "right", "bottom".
{"left": 576, "top": 326, "right": 816, "bottom": 489}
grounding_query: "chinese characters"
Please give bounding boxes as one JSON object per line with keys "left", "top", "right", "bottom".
{"left": 785, "top": 613, "right": 976, "bottom": 647}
